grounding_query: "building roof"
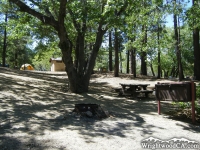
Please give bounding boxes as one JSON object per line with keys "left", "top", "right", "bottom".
{"left": 49, "top": 57, "right": 62, "bottom": 62}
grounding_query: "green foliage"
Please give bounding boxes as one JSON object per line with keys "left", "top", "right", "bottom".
{"left": 95, "top": 48, "right": 109, "bottom": 70}
{"left": 2, "top": 0, "right": 197, "bottom": 79}
{"left": 32, "top": 41, "right": 61, "bottom": 71}
{"left": 172, "top": 101, "right": 200, "bottom": 115}
{"left": 193, "top": 84, "right": 200, "bottom": 114}
{"left": 171, "top": 85, "right": 200, "bottom": 115}
{"left": 186, "top": 3, "right": 200, "bottom": 29}
{"left": 195, "top": 103, "right": 200, "bottom": 115}
{"left": 196, "top": 85, "right": 200, "bottom": 100}
{"left": 174, "top": 102, "right": 190, "bottom": 109}
{"left": 32, "top": 55, "right": 51, "bottom": 71}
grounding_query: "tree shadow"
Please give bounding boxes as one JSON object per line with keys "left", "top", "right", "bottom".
{"left": 0, "top": 67, "right": 200, "bottom": 149}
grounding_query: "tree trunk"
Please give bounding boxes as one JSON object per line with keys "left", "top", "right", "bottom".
{"left": 60, "top": 28, "right": 106, "bottom": 93}
{"left": 133, "top": 48, "right": 136, "bottom": 77}
{"left": 157, "top": 24, "right": 161, "bottom": 79}
{"left": 160, "top": 69, "right": 163, "bottom": 78}
{"left": 114, "top": 28, "right": 119, "bottom": 77}
{"left": 193, "top": 0, "right": 200, "bottom": 80}
{"left": 141, "top": 51, "right": 147, "bottom": 75}
{"left": 2, "top": 13, "right": 8, "bottom": 67}
{"left": 140, "top": 25, "right": 147, "bottom": 75}
{"left": 193, "top": 28, "right": 200, "bottom": 80}
{"left": 163, "top": 70, "right": 169, "bottom": 78}
{"left": 173, "top": 7, "right": 184, "bottom": 80}
{"left": 57, "top": 0, "right": 107, "bottom": 93}
{"left": 157, "top": 50, "right": 161, "bottom": 78}
{"left": 150, "top": 63, "right": 155, "bottom": 76}
{"left": 130, "top": 48, "right": 137, "bottom": 77}
{"left": 170, "top": 66, "right": 175, "bottom": 77}
{"left": 108, "top": 30, "right": 113, "bottom": 71}
{"left": 130, "top": 50, "right": 133, "bottom": 74}
{"left": 14, "top": 49, "right": 18, "bottom": 68}
{"left": 119, "top": 52, "right": 122, "bottom": 73}
{"left": 9, "top": 0, "right": 126, "bottom": 93}
{"left": 178, "top": 16, "right": 184, "bottom": 79}
{"left": 126, "top": 50, "right": 129, "bottom": 73}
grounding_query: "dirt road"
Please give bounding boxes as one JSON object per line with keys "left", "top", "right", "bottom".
{"left": 0, "top": 67, "right": 200, "bottom": 150}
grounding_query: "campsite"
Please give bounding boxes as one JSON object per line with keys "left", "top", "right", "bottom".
{"left": 0, "top": 67, "right": 200, "bottom": 150}
{"left": 1, "top": 0, "right": 200, "bottom": 149}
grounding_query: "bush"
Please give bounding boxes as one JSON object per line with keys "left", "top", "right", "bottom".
{"left": 196, "top": 85, "right": 200, "bottom": 98}
{"left": 172, "top": 102, "right": 190, "bottom": 110}
{"left": 171, "top": 85, "right": 200, "bottom": 115}
{"left": 196, "top": 85, "right": 200, "bottom": 114}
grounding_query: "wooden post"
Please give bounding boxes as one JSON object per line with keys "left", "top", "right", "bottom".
{"left": 191, "top": 81, "right": 195, "bottom": 124}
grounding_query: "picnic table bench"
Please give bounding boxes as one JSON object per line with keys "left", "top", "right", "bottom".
{"left": 113, "top": 83, "right": 154, "bottom": 98}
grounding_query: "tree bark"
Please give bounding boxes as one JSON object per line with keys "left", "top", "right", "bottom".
{"left": 193, "top": 0, "right": 200, "bottom": 80}
{"left": 157, "top": 24, "right": 161, "bottom": 79}
{"left": 114, "top": 28, "right": 119, "bottom": 77}
{"left": 150, "top": 63, "right": 155, "bottom": 76}
{"left": 130, "top": 50, "right": 133, "bottom": 74}
{"left": 2, "top": 13, "right": 8, "bottom": 67}
{"left": 173, "top": 5, "right": 184, "bottom": 80}
{"left": 130, "top": 48, "right": 137, "bottom": 77}
{"left": 108, "top": 30, "right": 113, "bottom": 71}
{"left": 140, "top": 51, "right": 147, "bottom": 75}
{"left": 119, "top": 52, "right": 122, "bottom": 73}
{"left": 140, "top": 26, "right": 147, "bottom": 75}
{"left": 133, "top": 48, "right": 137, "bottom": 77}
{"left": 9, "top": 0, "right": 127, "bottom": 93}
{"left": 126, "top": 50, "right": 129, "bottom": 73}
{"left": 193, "top": 28, "right": 200, "bottom": 80}
{"left": 170, "top": 66, "right": 175, "bottom": 77}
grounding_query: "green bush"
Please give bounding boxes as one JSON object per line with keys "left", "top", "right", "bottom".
{"left": 171, "top": 85, "right": 200, "bottom": 115}
{"left": 172, "top": 102, "right": 190, "bottom": 110}
{"left": 196, "top": 85, "right": 200, "bottom": 114}
{"left": 196, "top": 85, "right": 200, "bottom": 98}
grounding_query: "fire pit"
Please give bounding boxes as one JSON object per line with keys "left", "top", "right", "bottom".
{"left": 73, "top": 103, "right": 109, "bottom": 119}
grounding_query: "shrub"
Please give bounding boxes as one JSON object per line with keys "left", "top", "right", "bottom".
{"left": 195, "top": 85, "right": 200, "bottom": 115}
{"left": 171, "top": 85, "right": 200, "bottom": 115}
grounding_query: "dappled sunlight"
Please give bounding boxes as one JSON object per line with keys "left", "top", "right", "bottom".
{"left": 0, "top": 72, "right": 45, "bottom": 82}
{"left": 0, "top": 67, "right": 200, "bottom": 149}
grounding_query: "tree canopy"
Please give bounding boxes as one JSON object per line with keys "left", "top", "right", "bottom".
{"left": 1, "top": 0, "right": 200, "bottom": 93}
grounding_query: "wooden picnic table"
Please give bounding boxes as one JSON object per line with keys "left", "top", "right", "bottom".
{"left": 119, "top": 83, "right": 152, "bottom": 98}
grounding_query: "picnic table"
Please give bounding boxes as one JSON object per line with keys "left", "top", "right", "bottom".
{"left": 113, "top": 83, "right": 153, "bottom": 98}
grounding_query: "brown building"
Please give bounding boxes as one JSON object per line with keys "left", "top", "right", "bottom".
{"left": 49, "top": 58, "right": 65, "bottom": 71}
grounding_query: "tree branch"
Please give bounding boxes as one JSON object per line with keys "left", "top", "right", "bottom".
{"left": 67, "top": 7, "right": 81, "bottom": 32}
{"left": 9, "top": 0, "right": 58, "bottom": 30}
{"left": 58, "top": 0, "right": 67, "bottom": 27}
{"left": 116, "top": 1, "right": 129, "bottom": 16}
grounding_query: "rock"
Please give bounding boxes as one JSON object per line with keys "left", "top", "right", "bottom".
{"left": 85, "top": 111, "right": 93, "bottom": 117}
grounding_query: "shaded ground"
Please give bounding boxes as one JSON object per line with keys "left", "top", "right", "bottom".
{"left": 0, "top": 67, "right": 200, "bottom": 150}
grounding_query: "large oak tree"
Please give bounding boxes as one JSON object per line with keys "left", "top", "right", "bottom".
{"left": 9, "top": 0, "right": 129, "bottom": 93}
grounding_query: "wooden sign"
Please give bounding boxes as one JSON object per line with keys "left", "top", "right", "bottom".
{"left": 155, "top": 82, "right": 195, "bottom": 102}
{"left": 155, "top": 81, "right": 196, "bottom": 123}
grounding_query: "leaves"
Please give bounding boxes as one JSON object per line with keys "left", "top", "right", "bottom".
{"left": 0, "top": 0, "right": 194, "bottom": 77}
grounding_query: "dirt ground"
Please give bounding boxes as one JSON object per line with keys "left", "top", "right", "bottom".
{"left": 0, "top": 67, "right": 200, "bottom": 150}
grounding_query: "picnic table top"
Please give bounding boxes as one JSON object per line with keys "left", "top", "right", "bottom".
{"left": 119, "top": 83, "right": 150, "bottom": 86}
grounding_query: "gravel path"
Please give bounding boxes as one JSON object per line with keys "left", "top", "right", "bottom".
{"left": 0, "top": 67, "right": 200, "bottom": 150}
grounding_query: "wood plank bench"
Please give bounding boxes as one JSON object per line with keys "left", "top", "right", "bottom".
{"left": 112, "top": 87, "right": 153, "bottom": 98}
{"left": 135, "top": 90, "right": 153, "bottom": 98}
